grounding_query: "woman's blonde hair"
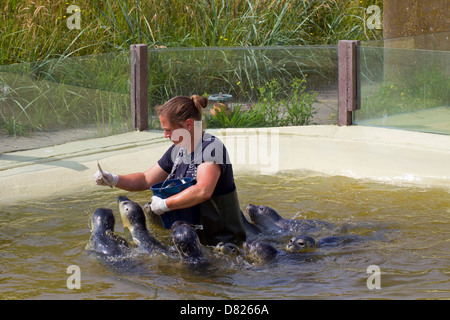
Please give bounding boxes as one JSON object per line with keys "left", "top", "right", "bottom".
{"left": 155, "top": 95, "right": 208, "bottom": 125}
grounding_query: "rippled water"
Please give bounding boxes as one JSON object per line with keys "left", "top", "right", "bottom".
{"left": 1, "top": 171, "right": 449, "bottom": 299}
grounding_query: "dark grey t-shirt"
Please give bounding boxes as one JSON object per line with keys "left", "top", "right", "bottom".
{"left": 157, "top": 133, "right": 235, "bottom": 196}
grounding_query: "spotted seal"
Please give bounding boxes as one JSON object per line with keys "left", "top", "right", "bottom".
{"left": 85, "top": 208, "right": 129, "bottom": 256}
{"left": 246, "top": 204, "right": 335, "bottom": 235}
{"left": 171, "top": 221, "right": 209, "bottom": 267}
{"left": 285, "top": 235, "right": 317, "bottom": 252}
{"left": 285, "top": 234, "right": 384, "bottom": 253}
{"left": 214, "top": 241, "right": 243, "bottom": 257}
{"left": 243, "top": 240, "right": 279, "bottom": 263}
{"left": 117, "top": 196, "right": 166, "bottom": 254}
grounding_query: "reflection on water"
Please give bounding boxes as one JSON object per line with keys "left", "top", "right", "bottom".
{"left": 0, "top": 171, "right": 449, "bottom": 299}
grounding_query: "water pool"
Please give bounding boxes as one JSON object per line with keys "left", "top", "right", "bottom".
{"left": 1, "top": 171, "right": 449, "bottom": 299}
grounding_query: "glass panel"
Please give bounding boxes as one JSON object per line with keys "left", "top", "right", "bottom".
{"left": 0, "top": 51, "right": 130, "bottom": 152}
{"left": 147, "top": 46, "right": 338, "bottom": 129}
{"left": 355, "top": 46, "right": 450, "bottom": 135}
{"left": 1, "top": 45, "right": 340, "bottom": 152}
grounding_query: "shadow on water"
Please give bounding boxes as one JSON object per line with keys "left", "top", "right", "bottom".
{"left": 0, "top": 171, "right": 449, "bottom": 299}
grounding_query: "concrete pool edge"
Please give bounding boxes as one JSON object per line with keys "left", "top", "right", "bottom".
{"left": 1, "top": 125, "right": 449, "bottom": 204}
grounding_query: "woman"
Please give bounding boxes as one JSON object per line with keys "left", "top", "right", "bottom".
{"left": 94, "top": 95, "right": 246, "bottom": 246}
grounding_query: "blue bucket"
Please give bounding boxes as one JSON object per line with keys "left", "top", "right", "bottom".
{"left": 150, "top": 177, "right": 198, "bottom": 229}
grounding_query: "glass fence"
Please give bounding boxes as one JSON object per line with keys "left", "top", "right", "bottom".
{"left": 1, "top": 41, "right": 448, "bottom": 154}
{"left": 0, "top": 51, "right": 131, "bottom": 152}
{"left": 355, "top": 45, "right": 450, "bottom": 135}
{"left": 0, "top": 45, "right": 339, "bottom": 152}
{"left": 146, "top": 45, "right": 339, "bottom": 129}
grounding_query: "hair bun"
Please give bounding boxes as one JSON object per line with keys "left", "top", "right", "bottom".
{"left": 190, "top": 94, "right": 208, "bottom": 110}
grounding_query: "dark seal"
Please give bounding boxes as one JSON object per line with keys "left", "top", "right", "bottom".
{"left": 285, "top": 234, "right": 385, "bottom": 253}
{"left": 171, "top": 221, "right": 209, "bottom": 267}
{"left": 85, "top": 208, "right": 129, "bottom": 256}
{"left": 246, "top": 204, "right": 335, "bottom": 235}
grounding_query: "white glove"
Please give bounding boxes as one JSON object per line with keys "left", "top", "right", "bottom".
{"left": 150, "top": 196, "right": 170, "bottom": 215}
{"left": 93, "top": 170, "right": 118, "bottom": 187}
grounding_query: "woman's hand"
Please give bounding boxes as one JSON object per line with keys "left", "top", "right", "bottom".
{"left": 150, "top": 196, "right": 170, "bottom": 215}
{"left": 94, "top": 169, "right": 118, "bottom": 187}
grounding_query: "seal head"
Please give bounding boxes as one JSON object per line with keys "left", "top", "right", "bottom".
{"left": 247, "top": 204, "right": 336, "bottom": 235}
{"left": 246, "top": 204, "right": 284, "bottom": 233}
{"left": 214, "top": 241, "right": 242, "bottom": 256}
{"left": 285, "top": 235, "right": 317, "bottom": 252}
{"left": 171, "top": 221, "right": 208, "bottom": 267}
{"left": 243, "top": 240, "right": 278, "bottom": 263}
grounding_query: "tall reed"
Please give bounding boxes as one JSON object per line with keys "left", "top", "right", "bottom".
{"left": 1, "top": 0, "right": 383, "bottom": 64}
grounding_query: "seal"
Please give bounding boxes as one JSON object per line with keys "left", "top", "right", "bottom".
{"left": 285, "top": 235, "right": 317, "bottom": 252}
{"left": 246, "top": 204, "right": 335, "bottom": 235}
{"left": 243, "top": 240, "right": 279, "bottom": 263}
{"left": 285, "top": 234, "right": 382, "bottom": 252}
{"left": 142, "top": 202, "right": 164, "bottom": 228}
{"left": 117, "top": 196, "right": 166, "bottom": 254}
{"left": 171, "top": 221, "right": 209, "bottom": 267}
{"left": 214, "top": 241, "right": 242, "bottom": 257}
{"left": 85, "top": 208, "right": 129, "bottom": 256}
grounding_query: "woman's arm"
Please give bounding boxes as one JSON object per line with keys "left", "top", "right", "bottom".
{"left": 164, "top": 162, "right": 221, "bottom": 210}
{"left": 116, "top": 163, "right": 169, "bottom": 191}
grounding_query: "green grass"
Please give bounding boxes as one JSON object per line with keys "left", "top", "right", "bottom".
{"left": 1, "top": 0, "right": 383, "bottom": 65}
{"left": 0, "top": 51, "right": 131, "bottom": 136}
{"left": 206, "top": 77, "right": 319, "bottom": 128}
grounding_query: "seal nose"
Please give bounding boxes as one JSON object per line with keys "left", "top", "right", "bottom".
{"left": 117, "top": 196, "right": 130, "bottom": 203}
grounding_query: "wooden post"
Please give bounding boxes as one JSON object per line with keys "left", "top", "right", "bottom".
{"left": 338, "top": 40, "right": 360, "bottom": 126}
{"left": 130, "top": 44, "right": 148, "bottom": 131}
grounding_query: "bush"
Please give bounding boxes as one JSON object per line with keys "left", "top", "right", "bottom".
{"left": 207, "top": 77, "right": 318, "bottom": 128}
